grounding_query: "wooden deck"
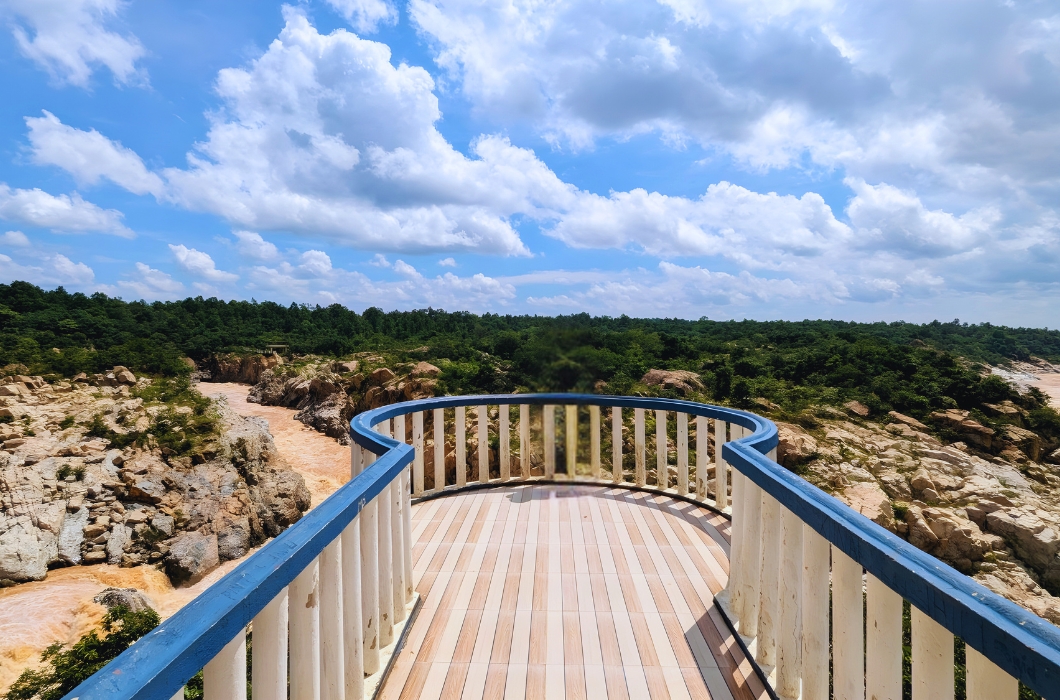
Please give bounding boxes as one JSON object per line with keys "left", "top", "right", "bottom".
{"left": 379, "top": 484, "right": 770, "bottom": 700}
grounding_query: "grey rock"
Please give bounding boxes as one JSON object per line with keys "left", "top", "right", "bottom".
{"left": 59, "top": 506, "right": 90, "bottom": 564}
{"left": 0, "top": 517, "right": 57, "bottom": 581}
{"left": 105, "top": 524, "right": 131, "bottom": 564}
{"left": 165, "top": 531, "right": 220, "bottom": 586}
{"left": 127, "top": 479, "right": 165, "bottom": 503}
{"left": 151, "top": 514, "right": 174, "bottom": 537}
{"left": 216, "top": 518, "right": 250, "bottom": 561}
{"left": 93, "top": 587, "right": 156, "bottom": 612}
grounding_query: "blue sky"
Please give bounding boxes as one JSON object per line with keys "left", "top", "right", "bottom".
{"left": 1, "top": 0, "right": 1059, "bottom": 324}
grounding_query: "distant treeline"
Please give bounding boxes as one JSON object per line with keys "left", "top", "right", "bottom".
{"left": 2, "top": 281, "right": 1059, "bottom": 421}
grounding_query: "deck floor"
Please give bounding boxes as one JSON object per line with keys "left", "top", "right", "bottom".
{"left": 380, "top": 484, "right": 769, "bottom": 700}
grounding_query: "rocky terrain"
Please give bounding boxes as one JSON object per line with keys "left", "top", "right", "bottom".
{"left": 774, "top": 400, "right": 1060, "bottom": 623}
{"left": 0, "top": 369, "right": 310, "bottom": 588}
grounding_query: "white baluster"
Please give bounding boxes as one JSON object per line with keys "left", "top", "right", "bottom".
{"left": 911, "top": 606, "right": 954, "bottom": 700}
{"left": 433, "top": 408, "right": 444, "bottom": 491}
{"left": 635, "top": 408, "right": 646, "bottom": 487}
{"left": 590, "top": 405, "right": 601, "bottom": 479}
{"left": 477, "top": 404, "right": 489, "bottom": 482}
{"left": 966, "top": 645, "right": 1018, "bottom": 700}
{"left": 204, "top": 626, "right": 246, "bottom": 700}
{"left": 361, "top": 487, "right": 380, "bottom": 675}
{"left": 802, "top": 526, "right": 830, "bottom": 700}
{"left": 866, "top": 574, "right": 902, "bottom": 700}
{"left": 394, "top": 414, "right": 405, "bottom": 446}
{"left": 756, "top": 492, "right": 780, "bottom": 668}
{"left": 500, "top": 404, "right": 510, "bottom": 481}
{"left": 351, "top": 443, "right": 362, "bottom": 479}
{"left": 612, "top": 406, "right": 622, "bottom": 483}
{"left": 252, "top": 587, "right": 288, "bottom": 700}
{"left": 677, "top": 412, "right": 688, "bottom": 495}
{"left": 320, "top": 538, "right": 344, "bottom": 700}
{"left": 655, "top": 409, "right": 667, "bottom": 488}
{"left": 544, "top": 405, "right": 556, "bottom": 478}
{"left": 566, "top": 405, "right": 577, "bottom": 478}
{"left": 727, "top": 469, "right": 745, "bottom": 621}
{"left": 341, "top": 518, "right": 364, "bottom": 700}
{"left": 776, "top": 506, "right": 802, "bottom": 700}
{"left": 402, "top": 468, "right": 413, "bottom": 605}
{"left": 290, "top": 559, "right": 320, "bottom": 700}
{"left": 519, "top": 404, "right": 530, "bottom": 478}
{"left": 695, "top": 416, "right": 708, "bottom": 499}
{"left": 714, "top": 419, "right": 727, "bottom": 509}
{"left": 412, "top": 412, "right": 424, "bottom": 496}
{"left": 171, "top": 690, "right": 185, "bottom": 700}
{"left": 455, "top": 405, "right": 466, "bottom": 487}
{"left": 378, "top": 483, "right": 394, "bottom": 647}
{"left": 392, "top": 478, "right": 406, "bottom": 623}
{"left": 832, "top": 548, "right": 865, "bottom": 700}
{"left": 738, "top": 473, "right": 761, "bottom": 638}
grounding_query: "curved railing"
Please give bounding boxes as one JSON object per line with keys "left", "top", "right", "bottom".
{"left": 64, "top": 394, "right": 1060, "bottom": 700}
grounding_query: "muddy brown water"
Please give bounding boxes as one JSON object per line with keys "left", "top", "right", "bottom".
{"left": 0, "top": 383, "right": 349, "bottom": 691}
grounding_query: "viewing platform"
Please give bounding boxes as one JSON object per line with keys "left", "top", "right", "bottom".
{"left": 64, "top": 395, "right": 1060, "bottom": 700}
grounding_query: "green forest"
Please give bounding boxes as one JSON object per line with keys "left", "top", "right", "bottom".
{"left": 2, "top": 280, "right": 1059, "bottom": 424}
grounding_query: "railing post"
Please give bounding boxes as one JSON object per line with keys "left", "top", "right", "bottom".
{"left": 252, "top": 587, "right": 288, "bottom": 700}
{"left": 361, "top": 452, "right": 380, "bottom": 674}
{"left": 478, "top": 404, "right": 489, "bottom": 482}
{"left": 866, "top": 574, "right": 902, "bottom": 700}
{"left": 402, "top": 467, "right": 413, "bottom": 605}
{"left": 802, "top": 526, "right": 829, "bottom": 700}
{"left": 727, "top": 467, "right": 745, "bottom": 620}
{"left": 590, "top": 405, "right": 601, "bottom": 479}
{"left": 635, "top": 408, "right": 646, "bottom": 487}
{"left": 833, "top": 548, "right": 865, "bottom": 700}
{"left": 519, "top": 404, "right": 530, "bottom": 478}
{"left": 677, "top": 412, "right": 688, "bottom": 495}
{"left": 612, "top": 406, "right": 622, "bottom": 483}
{"left": 203, "top": 626, "right": 247, "bottom": 700}
{"left": 655, "top": 409, "right": 667, "bottom": 488}
{"left": 714, "top": 419, "right": 727, "bottom": 509}
{"left": 290, "top": 559, "right": 320, "bottom": 700}
{"left": 756, "top": 492, "right": 780, "bottom": 668}
{"left": 544, "top": 404, "right": 556, "bottom": 478}
{"left": 378, "top": 480, "right": 394, "bottom": 647}
{"left": 455, "top": 406, "right": 467, "bottom": 487}
{"left": 500, "top": 404, "right": 510, "bottom": 481}
{"left": 392, "top": 476, "right": 406, "bottom": 623}
{"left": 566, "top": 404, "right": 577, "bottom": 477}
{"left": 351, "top": 443, "right": 362, "bottom": 479}
{"left": 412, "top": 412, "right": 424, "bottom": 496}
{"left": 738, "top": 450, "right": 761, "bottom": 638}
{"left": 320, "top": 538, "right": 344, "bottom": 700}
{"left": 394, "top": 414, "right": 406, "bottom": 446}
{"left": 341, "top": 518, "right": 364, "bottom": 700}
{"left": 433, "top": 408, "right": 444, "bottom": 491}
{"left": 912, "top": 606, "right": 954, "bottom": 699}
{"left": 966, "top": 645, "right": 1018, "bottom": 699}
{"left": 695, "top": 416, "right": 707, "bottom": 499}
{"left": 776, "top": 506, "right": 802, "bottom": 700}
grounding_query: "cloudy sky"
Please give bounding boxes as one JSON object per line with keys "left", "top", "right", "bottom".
{"left": 0, "top": 0, "right": 1058, "bottom": 323}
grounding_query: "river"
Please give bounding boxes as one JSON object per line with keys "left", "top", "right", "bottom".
{"left": 0, "top": 383, "right": 349, "bottom": 691}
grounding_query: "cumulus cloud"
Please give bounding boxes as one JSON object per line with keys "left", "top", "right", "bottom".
{"left": 232, "top": 231, "right": 279, "bottom": 261}
{"left": 325, "top": 0, "right": 396, "bottom": 33}
{"left": 0, "top": 251, "right": 94, "bottom": 287}
{"left": 438, "top": 257, "right": 457, "bottom": 267}
{"left": 26, "top": 111, "right": 164, "bottom": 196}
{"left": 0, "top": 184, "right": 132, "bottom": 236}
{"left": 1, "top": 0, "right": 146, "bottom": 87}
{"left": 118, "top": 262, "right": 184, "bottom": 299}
{"left": 0, "top": 231, "right": 29, "bottom": 246}
{"left": 169, "top": 244, "right": 238, "bottom": 282}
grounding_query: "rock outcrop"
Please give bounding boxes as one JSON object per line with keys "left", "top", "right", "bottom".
{"left": 0, "top": 370, "right": 309, "bottom": 586}
{"left": 640, "top": 369, "right": 703, "bottom": 396}
{"left": 201, "top": 354, "right": 284, "bottom": 385}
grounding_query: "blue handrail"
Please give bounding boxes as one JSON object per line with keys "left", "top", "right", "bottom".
{"left": 61, "top": 393, "right": 1060, "bottom": 699}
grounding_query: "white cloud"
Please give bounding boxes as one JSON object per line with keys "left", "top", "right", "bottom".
{"left": 117, "top": 262, "right": 184, "bottom": 299}
{"left": 325, "top": 0, "right": 396, "bottom": 33}
{"left": 232, "top": 231, "right": 279, "bottom": 261}
{"left": 51, "top": 253, "right": 95, "bottom": 285}
{"left": 26, "top": 111, "right": 164, "bottom": 196}
{"left": 1, "top": 0, "right": 146, "bottom": 87}
{"left": 0, "top": 183, "right": 132, "bottom": 236}
{"left": 0, "top": 231, "right": 29, "bottom": 246}
{"left": 168, "top": 244, "right": 238, "bottom": 282}
{"left": 438, "top": 257, "right": 456, "bottom": 267}
{"left": 0, "top": 251, "right": 94, "bottom": 287}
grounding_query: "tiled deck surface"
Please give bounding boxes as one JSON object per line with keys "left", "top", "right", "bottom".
{"left": 379, "top": 484, "right": 769, "bottom": 700}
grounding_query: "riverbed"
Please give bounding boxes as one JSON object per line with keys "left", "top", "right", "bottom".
{"left": 0, "top": 383, "right": 348, "bottom": 691}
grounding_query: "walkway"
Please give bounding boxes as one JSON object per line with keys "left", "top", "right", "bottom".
{"left": 380, "top": 484, "right": 769, "bottom": 700}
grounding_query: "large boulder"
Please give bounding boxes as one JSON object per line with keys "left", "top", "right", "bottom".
{"left": 0, "top": 517, "right": 57, "bottom": 581}
{"left": 929, "top": 409, "right": 995, "bottom": 449}
{"left": 1000, "top": 425, "right": 1041, "bottom": 461}
{"left": 842, "top": 481, "right": 895, "bottom": 531}
{"left": 641, "top": 369, "right": 703, "bottom": 396}
{"left": 202, "top": 353, "right": 284, "bottom": 384}
{"left": 58, "top": 506, "right": 90, "bottom": 564}
{"left": 776, "top": 422, "right": 818, "bottom": 468}
{"left": 165, "top": 531, "right": 220, "bottom": 586}
{"left": 94, "top": 587, "right": 156, "bottom": 612}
